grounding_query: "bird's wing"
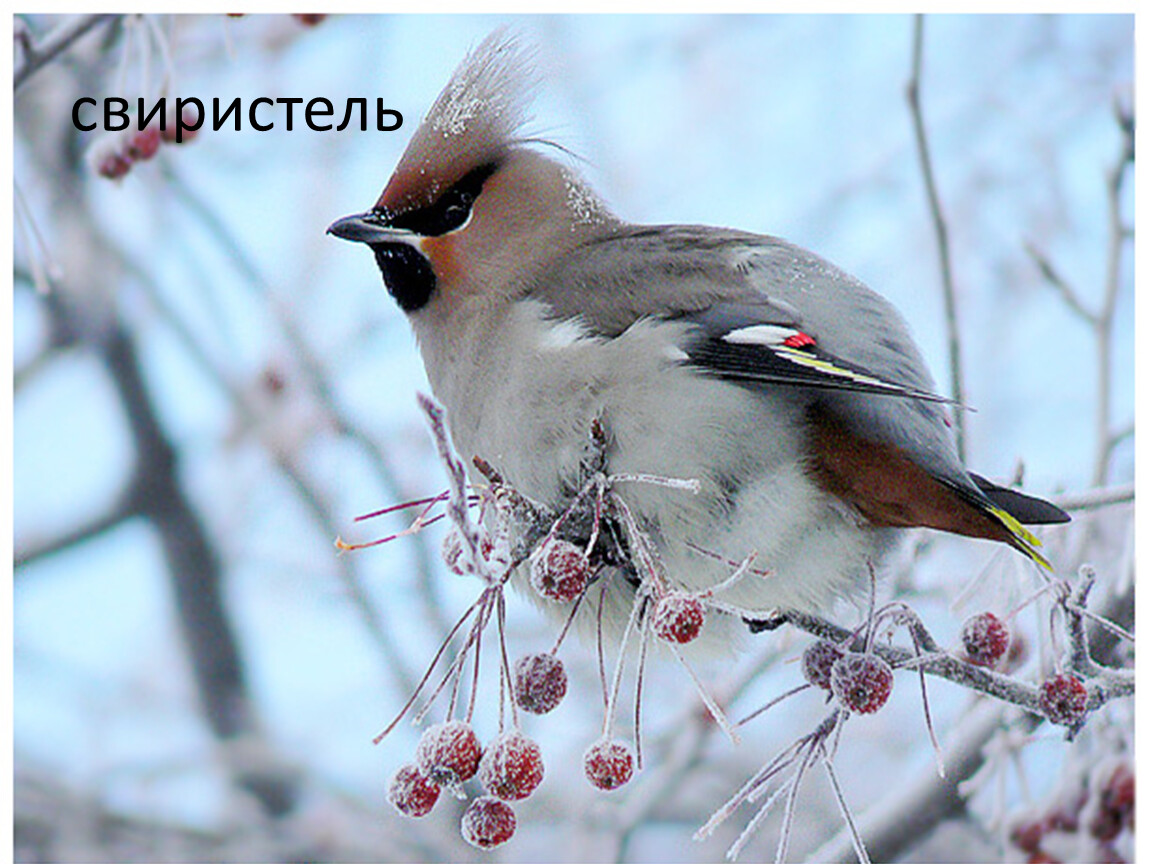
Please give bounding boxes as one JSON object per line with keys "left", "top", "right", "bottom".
{"left": 538, "top": 224, "right": 949, "bottom": 402}
{"left": 535, "top": 224, "right": 1065, "bottom": 567}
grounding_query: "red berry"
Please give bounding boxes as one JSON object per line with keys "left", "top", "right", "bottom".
{"left": 802, "top": 640, "right": 845, "bottom": 690}
{"left": 830, "top": 653, "right": 894, "bottom": 714}
{"left": 292, "top": 13, "right": 327, "bottom": 26}
{"left": 651, "top": 592, "right": 706, "bottom": 644}
{"left": 1090, "top": 804, "right": 1125, "bottom": 842}
{"left": 387, "top": 763, "right": 439, "bottom": 817}
{"left": 529, "top": 538, "right": 590, "bottom": 602}
{"left": 125, "top": 125, "right": 161, "bottom": 161}
{"left": 962, "top": 612, "right": 1011, "bottom": 668}
{"left": 461, "top": 796, "right": 516, "bottom": 849}
{"left": 513, "top": 653, "right": 567, "bottom": 715}
{"left": 96, "top": 151, "right": 132, "bottom": 180}
{"left": 1010, "top": 818, "right": 1046, "bottom": 853}
{"left": 1092, "top": 761, "right": 1135, "bottom": 840}
{"left": 1104, "top": 762, "right": 1135, "bottom": 829}
{"left": 479, "top": 732, "right": 544, "bottom": 801}
{"left": 583, "top": 738, "right": 634, "bottom": 791}
{"left": 1039, "top": 673, "right": 1089, "bottom": 726}
{"left": 415, "top": 720, "right": 482, "bottom": 786}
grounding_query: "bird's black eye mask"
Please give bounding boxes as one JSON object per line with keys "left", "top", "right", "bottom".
{"left": 384, "top": 161, "right": 500, "bottom": 237}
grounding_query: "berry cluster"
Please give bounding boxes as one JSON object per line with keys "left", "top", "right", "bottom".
{"left": 90, "top": 106, "right": 199, "bottom": 181}
{"left": 1009, "top": 759, "right": 1134, "bottom": 864}
{"left": 368, "top": 404, "right": 1129, "bottom": 858}
{"left": 388, "top": 720, "right": 547, "bottom": 849}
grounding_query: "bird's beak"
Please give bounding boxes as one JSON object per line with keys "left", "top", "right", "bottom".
{"left": 327, "top": 211, "right": 420, "bottom": 247}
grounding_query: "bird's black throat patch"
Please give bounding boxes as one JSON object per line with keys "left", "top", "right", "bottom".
{"left": 373, "top": 243, "right": 437, "bottom": 312}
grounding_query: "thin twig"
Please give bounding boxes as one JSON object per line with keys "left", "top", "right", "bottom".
{"left": 14, "top": 14, "right": 119, "bottom": 89}
{"left": 907, "top": 14, "right": 966, "bottom": 461}
{"left": 1051, "top": 484, "right": 1134, "bottom": 512}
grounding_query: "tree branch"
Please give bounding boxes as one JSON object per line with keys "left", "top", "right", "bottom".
{"left": 13, "top": 14, "right": 119, "bottom": 90}
{"left": 14, "top": 498, "right": 135, "bottom": 569}
{"left": 777, "top": 608, "right": 1133, "bottom": 721}
{"left": 907, "top": 14, "right": 967, "bottom": 462}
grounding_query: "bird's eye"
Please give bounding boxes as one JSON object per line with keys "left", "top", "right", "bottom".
{"left": 392, "top": 162, "right": 498, "bottom": 237}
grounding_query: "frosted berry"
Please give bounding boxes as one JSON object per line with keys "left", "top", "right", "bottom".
{"left": 962, "top": 612, "right": 1011, "bottom": 668}
{"left": 802, "top": 640, "right": 845, "bottom": 690}
{"left": 96, "top": 151, "right": 132, "bottom": 180}
{"left": 529, "top": 538, "right": 590, "bottom": 602}
{"left": 651, "top": 592, "right": 706, "bottom": 644}
{"left": 479, "top": 732, "right": 544, "bottom": 801}
{"left": 584, "top": 738, "right": 635, "bottom": 791}
{"left": 513, "top": 653, "right": 567, "bottom": 714}
{"left": 415, "top": 720, "right": 482, "bottom": 785}
{"left": 461, "top": 796, "right": 516, "bottom": 849}
{"left": 387, "top": 763, "right": 439, "bottom": 817}
{"left": 1039, "top": 673, "right": 1088, "bottom": 726}
{"left": 830, "top": 653, "right": 894, "bottom": 714}
{"left": 126, "top": 126, "right": 161, "bottom": 161}
{"left": 292, "top": 13, "right": 327, "bottom": 26}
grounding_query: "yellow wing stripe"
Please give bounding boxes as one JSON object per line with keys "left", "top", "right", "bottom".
{"left": 989, "top": 504, "right": 1052, "bottom": 571}
{"left": 775, "top": 345, "right": 901, "bottom": 391}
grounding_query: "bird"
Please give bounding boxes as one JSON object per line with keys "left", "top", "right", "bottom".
{"left": 328, "top": 30, "right": 1068, "bottom": 638}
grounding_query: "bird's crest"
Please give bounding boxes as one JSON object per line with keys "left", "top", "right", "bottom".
{"left": 378, "top": 29, "right": 539, "bottom": 214}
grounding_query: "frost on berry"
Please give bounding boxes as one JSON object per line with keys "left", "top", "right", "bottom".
{"left": 461, "top": 796, "right": 516, "bottom": 849}
{"left": 479, "top": 732, "right": 544, "bottom": 801}
{"left": 583, "top": 738, "right": 635, "bottom": 791}
{"left": 1039, "top": 673, "right": 1089, "bottom": 726}
{"left": 651, "top": 591, "right": 706, "bottom": 644}
{"left": 387, "top": 763, "right": 440, "bottom": 817}
{"left": 513, "top": 653, "right": 567, "bottom": 715}
{"left": 802, "top": 640, "right": 845, "bottom": 690}
{"left": 415, "top": 720, "right": 482, "bottom": 785}
{"left": 126, "top": 126, "right": 162, "bottom": 161}
{"left": 830, "top": 653, "right": 893, "bottom": 714}
{"left": 529, "top": 538, "right": 590, "bottom": 602}
{"left": 961, "top": 612, "right": 1011, "bottom": 668}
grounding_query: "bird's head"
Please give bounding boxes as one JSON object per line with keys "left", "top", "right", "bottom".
{"left": 328, "top": 30, "right": 613, "bottom": 319}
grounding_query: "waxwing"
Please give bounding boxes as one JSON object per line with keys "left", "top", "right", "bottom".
{"left": 329, "top": 30, "right": 1068, "bottom": 636}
